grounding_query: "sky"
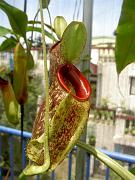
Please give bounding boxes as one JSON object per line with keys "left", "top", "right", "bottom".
{"left": 0, "top": 0, "right": 123, "bottom": 40}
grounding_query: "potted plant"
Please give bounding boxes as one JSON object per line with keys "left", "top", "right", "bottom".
{"left": 0, "top": 0, "right": 135, "bottom": 179}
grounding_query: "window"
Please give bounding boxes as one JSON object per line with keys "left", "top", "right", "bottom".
{"left": 130, "top": 77, "right": 135, "bottom": 95}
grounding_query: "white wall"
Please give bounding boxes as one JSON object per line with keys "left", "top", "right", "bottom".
{"left": 97, "top": 62, "right": 135, "bottom": 110}
{"left": 87, "top": 120, "right": 115, "bottom": 151}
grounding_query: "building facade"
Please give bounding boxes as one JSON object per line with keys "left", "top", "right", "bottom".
{"left": 92, "top": 36, "right": 135, "bottom": 110}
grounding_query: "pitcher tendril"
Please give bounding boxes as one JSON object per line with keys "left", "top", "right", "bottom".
{"left": 39, "top": 0, "right": 50, "bottom": 170}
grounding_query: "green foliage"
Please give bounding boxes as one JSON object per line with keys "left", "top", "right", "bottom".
{"left": 115, "top": 0, "right": 135, "bottom": 73}
{"left": 0, "top": 0, "right": 28, "bottom": 38}
{"left": 0, "top": 74, "right": 42, "bottom": 177}
{"left": 0, "top": 93, "right": 7, "bottom": 125}
{"left": 60, "top": 21, "right": 87, "bottom": 64}
{"left": 0, "top": 37, "right": 17, "bottom": 51}
{"left": 109, "top": 167, "right": 123, "bottom": 180}
{"left": 54, "top": 16, "right": 67, "bottom": 39}
{"left": 0, "top": 73, "right": 42, "bottom": 131}
{"left": 0, "top": 1, "right": 56, "bottom": 51}
{"left": 131, "top": 127, "right": 135, "bottom": 136}
{"left": 77, "top": 141, "right": 135, "bottom": 180}
{"left": 0, "top": 66, "right": 10, "bottom": 81}
{"left": 27, "top": 26, "right": 57, "bottom": 41}
{"left": 0, "top": 26, "right": 12, "bottom": 36}
{"left": 0, "top": 1, "right": 134, "bottom": 179}
{"left": 88, "top": 135, "right": 96, "bottom": 146}
{"left": 27, "top": 52, "right": 34, "bottom": 70}
{"left": 90, "top": 83, "right": 96, "bottom": 106}
{"left": 92, "top": 109, "right": 115, "bottom": 122}
{"left": 13, "top": 43, "right": 28, "bottom": 105}
{"left": 130, "top": 167, "right": 135, "bottom": 175}
{"left": 23, "top": 74, "right": 42, "bottom": 131}
{"left": 28, "top": 21, "right": 55, "bottom": 32}
{"left": 0, "top": 92, "right": 18, "bottom": 128}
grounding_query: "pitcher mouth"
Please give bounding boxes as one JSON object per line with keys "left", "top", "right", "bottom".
{"left": 57, "top": 63, "right": 92, "bottom": 101}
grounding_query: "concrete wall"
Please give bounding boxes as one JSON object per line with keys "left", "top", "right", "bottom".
{"left": 87, "top": 119, "right": 115, "bottom": 151}
{"left": 88, "top": 112, "right": 135, "bottom": 154}
{"left": 96, "top": 62, "right": 135, "bottom": 110}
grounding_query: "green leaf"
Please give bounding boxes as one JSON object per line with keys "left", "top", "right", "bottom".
{"left": 60, "top": 21, "right": 87, "bottom": 64}
{"left": 27, "top": 51, "right": 34, "bottom": 70}
{"left": 0, "top": 37, "right": 17, "bottom": 51}
{"left": 54, "top": 16, "right": 67, "bottom": 39}
{"left": 130, "top": 167, "right": 135, "bottom": 175}
{"left": 42, "top": 0, "right": 50, "bottom": 8}
{"left": 27, "top": 26, "right": 57, "bottom": 41}
{"left": 0, "top": 0, "right": 28, "bottom": 38}
{"left": 77, "top": 141, "right": 135, "bottom": 180}
{"left": 115, "top": 0, "right": 135, "bottom": 73}
{"left": 19, "top": 172, "right": 27, "bottom": 180}
{"left": 0, "top": 26, "right": 12, "bottom": 36}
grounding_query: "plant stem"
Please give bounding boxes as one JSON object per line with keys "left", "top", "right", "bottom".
{"left": 47, "top": 7, "right": 55, "bottom": 43}
{"left": 29, "top": 9, "right": 40, "bottom": 50}
{"left": 77, "top": 140, "right": 135, "bottom": 180}
{"left": 39, "top": 0, "right": 50, "bottom": 168}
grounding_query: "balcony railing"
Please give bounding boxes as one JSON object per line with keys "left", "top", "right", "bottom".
{"left": 0, "top": 125, "right": 135, "bottom": 180}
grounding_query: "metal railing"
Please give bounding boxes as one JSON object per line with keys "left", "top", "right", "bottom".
{"left": 0, "top": 125, "right": 135, "bottom": 180}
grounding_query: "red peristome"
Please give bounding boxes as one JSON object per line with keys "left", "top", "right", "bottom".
{"left": 0, "top": 78, "right": 8, "bottom": 89}
{"left": 57, "top": 63, "right": 92, "bottom": 101}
